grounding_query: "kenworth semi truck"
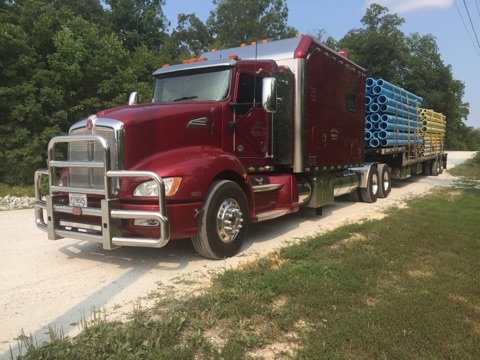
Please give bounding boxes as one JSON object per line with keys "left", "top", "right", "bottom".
{"left": 35, "top": 35, "right": 446, "bottom": 259}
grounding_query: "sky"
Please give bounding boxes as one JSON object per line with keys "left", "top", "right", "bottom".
{"left": 163, "top": 0, "right": 480, "bottom": 129}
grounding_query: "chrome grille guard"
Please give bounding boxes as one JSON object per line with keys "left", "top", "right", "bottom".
{"left": 34, "top": 134, "right": 170, "bottom": 249}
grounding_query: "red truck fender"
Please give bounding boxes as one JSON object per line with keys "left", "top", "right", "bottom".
{"left": 121, "top": 146, "right": 252, "bottom": 205}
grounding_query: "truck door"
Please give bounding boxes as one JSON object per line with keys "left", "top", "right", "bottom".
{"left": 232, "top": 72, "right": 270, "bottom": 160}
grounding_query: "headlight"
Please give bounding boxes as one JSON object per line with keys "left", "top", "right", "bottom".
{"left": 133, "top": 177, "right": 182, "bottom": 197}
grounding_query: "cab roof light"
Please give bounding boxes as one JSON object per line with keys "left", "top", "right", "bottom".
{"left": 182, "top": 57, "right": 200, "bottom": 64}
{"left": 228, "top": 54, "right": 239, "bottom": 60}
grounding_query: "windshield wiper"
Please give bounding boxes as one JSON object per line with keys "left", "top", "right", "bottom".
{"left": 172, "top": 96, "right": 198, "bottom": 102}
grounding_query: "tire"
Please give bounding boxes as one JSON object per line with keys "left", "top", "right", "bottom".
{"left": 438, "top": 157, "right": 444, "bottom": 174}
{"left": 191, "top": 180, "right": 249, "bottom": 259}
{"left": 430, "top": 158, "right": 440, "bottom": 176}
{"left": 360, "top": 165, "right": 379, "bottom": 203}
{"left": 377, "top": 165, "right": 391, "bottom": 199}
{"left": 423, "top": 161, "right": 431, "bottom": 176}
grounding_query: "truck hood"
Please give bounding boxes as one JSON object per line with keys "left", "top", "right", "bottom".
{"left": 96, "top": 102, "right": 224, "bottom": 170}
{"left": 97, "top": 102, "right": 209, "bottom": 126}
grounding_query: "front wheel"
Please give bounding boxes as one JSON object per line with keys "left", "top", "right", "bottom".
{"left": 191, "top": 180, "right": 249, "bottom": 259}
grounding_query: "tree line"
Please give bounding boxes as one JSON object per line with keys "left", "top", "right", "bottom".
{"left": 0, "top": 0, "right": 478, "bottom": 185}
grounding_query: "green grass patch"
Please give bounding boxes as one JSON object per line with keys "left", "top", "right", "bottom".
{"left": 0, "top": 183, "right": 34, "bottom": 197}
{"left": 449, "top": 151, "right": 480, "bottom": 180}
{"left": 15, "top": 188, "right": 480, "bottom": 359}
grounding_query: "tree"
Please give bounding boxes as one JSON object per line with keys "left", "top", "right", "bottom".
{"left": 207, "top": 0, "right": 297, "bottom": 48}
{"left": 105, "top": 0, "right": 169, "bottom": 51}
{"left": 0, "top": 1, "right": 140, "bottom": 184}
{"left": 48, "top": 17, "right": 137, "bottom": 120}
{"left": 171, "top": 13, "right": 213, "bottom": 57}
{"left": 402, "top": 33, "right": 469, "bottom": 149}
{"left": 338, "top": 3, "right": 407, "bottom": 82}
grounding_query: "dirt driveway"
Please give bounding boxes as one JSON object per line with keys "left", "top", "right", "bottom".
{"left": 0, "top": 151, "right": 474, "bottom": 358}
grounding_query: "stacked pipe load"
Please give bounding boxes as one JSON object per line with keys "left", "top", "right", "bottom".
{"left": 365, "top": 78, "right": 423, "bottom": 149}
{"left": 419, "top": 108, "right": 446, "bottom": 156}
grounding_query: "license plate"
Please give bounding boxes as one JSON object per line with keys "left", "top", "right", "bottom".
{"left": 69, "top": 193, "right": 87, "bottom": 207}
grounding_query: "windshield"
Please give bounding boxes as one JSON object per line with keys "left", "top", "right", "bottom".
{"left": 153, "top": 68, "right": 231, "bottom": 103}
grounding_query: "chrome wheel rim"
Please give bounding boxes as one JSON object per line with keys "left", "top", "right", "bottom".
{"left": 372, "top": 173, "right": 379, "bottom": 195}
{"left": 383, "top": 171, "right": 390, "bottom": 192}
{"left": 216, "top": 198, "right": 243, "bottom": 243}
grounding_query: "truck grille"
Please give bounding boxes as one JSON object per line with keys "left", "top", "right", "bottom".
{"left": 69, "top": 122, "right": 123, "bottom": 192}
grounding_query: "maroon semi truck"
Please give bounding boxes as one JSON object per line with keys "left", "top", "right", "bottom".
{"left": 34, "top": 36, "right": 446, "bottom": 259}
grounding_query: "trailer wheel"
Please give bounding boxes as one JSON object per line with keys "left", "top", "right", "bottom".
{"left": 438, "top": 157, "right": 444, "bottom": 174}
{"left": 377, "top": 165, "right": 391, "bottom": 199}
{"left": 191, "top": 180, "right": 248, "bottom": 259}
{"left": 360, "top": 166, "right": 379, "bottom": 203}
{"left": 430, "top": 158, "right": 440, "bottom": 176}
{"left": 423, "top": 161, "right": 431, "bottom": 176}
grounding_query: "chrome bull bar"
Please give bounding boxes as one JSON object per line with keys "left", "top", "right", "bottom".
{"left": 34, "top": 134, "right": 170, "bottom": 249}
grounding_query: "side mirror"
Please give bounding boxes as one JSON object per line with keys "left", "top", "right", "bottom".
{"left": 262, "top": 77, "right": 277, "bottom": 113}
{"left": 128, "top": 91, "right": 138, "bottom": 105}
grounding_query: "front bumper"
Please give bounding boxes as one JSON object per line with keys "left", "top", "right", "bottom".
{"left": 35, "top": 134, "right": 170, "bottom": 250}
{"left": 35, "top": 169, "right": 171, "bottom": 249}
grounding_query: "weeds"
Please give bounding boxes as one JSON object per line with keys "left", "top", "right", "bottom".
{"left": 449, "top": 151, "right": 480, "bottom": 179}
{"left": 0, "top": 184, "right": 34, "bottom": 197}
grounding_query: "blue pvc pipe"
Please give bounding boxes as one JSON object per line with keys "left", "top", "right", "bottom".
{"left": 377, "top": 95, "right": 419, "bottom": 115}
{"left": 378, "top": 121, "right": 418, "bottom": 132}
{"left": 365, "top": 120, "right": 380, "bottom": 130}
{"left": 379, "top": 104, "right": 421, "bottom": 120}
{"left": 370, "top": 113, "right": 381, "bottom": 123}
{"left": 366, "top": 77, "right": 377, "bottom": 88}
{"left": 369, "top": 138, "right": 380, "bottom": 148}
{"left": 365, "top": 130, "right": 373, "bottom": 140}
{"left": 378, "top": 131, "right": 416, "bottom": 140}
{"left": 376, "top": 79, "right": 423, "bottom": 104}
{"left": 371, "top": 85, "right": 422, "bottom": 106}
{"left": 368, "top": 103, "right": 380, "bottom": 113}
{"left": 381, "top": 114, "right": 422, "bottom": 127}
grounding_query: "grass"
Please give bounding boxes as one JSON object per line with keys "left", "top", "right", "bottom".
{"left": 449, "top": 151, "right": 480, "bottom": 180}
{"left": 0, "top": 184, "right": 34, "bottom": 198}
{"left": 13, "top": 157, "right": 480, "bottom": 359}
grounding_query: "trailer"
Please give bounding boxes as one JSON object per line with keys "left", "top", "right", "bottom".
{"left": 35, "top": 35, "right": 447, "bottom": 259}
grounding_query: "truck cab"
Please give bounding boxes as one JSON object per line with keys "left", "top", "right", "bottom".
{"left": 35, "top": 50, "right": 300, "bottom": 259}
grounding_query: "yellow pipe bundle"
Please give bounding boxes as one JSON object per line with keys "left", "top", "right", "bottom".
{"left": 420, "top": 109, "right": 446, "bottom": 123}
{"left": 420, "top": 108, "right": 446, "bottom": 156}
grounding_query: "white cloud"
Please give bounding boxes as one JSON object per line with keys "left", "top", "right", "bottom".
{"left": 365, "top": 0, "right": 454, "bottom": 14}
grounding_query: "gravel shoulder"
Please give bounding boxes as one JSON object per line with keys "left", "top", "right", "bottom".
{"left": 0, "top": 151, "right": 475, "bottom": 359}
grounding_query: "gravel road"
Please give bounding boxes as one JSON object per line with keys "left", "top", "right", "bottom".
{"left": 0, "top": 151, "right": 475, "bottom": 358}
